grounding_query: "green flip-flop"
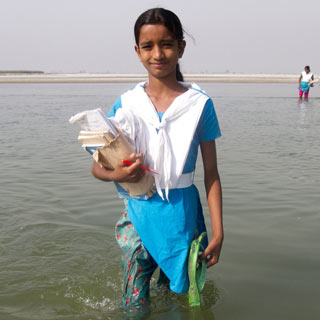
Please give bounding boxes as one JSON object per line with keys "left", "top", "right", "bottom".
{"left": 188, "top": 232, "right": 207, "bottom": 307}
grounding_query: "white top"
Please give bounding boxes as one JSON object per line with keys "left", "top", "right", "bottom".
{"left": 111, "top": 82, "right": 209, "bottom": 200}
{"left": 301, "top": 71, "right": 313, "bottom": 82}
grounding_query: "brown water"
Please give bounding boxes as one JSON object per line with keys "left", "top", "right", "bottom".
{"left": 1, "top": 83, "right": 319, "bottom": 319}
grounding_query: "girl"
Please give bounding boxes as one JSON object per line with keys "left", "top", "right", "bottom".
{"left": 299, "top": 65, "right": 314, "bottom": 100}
{"left": 91, "top": 8, "right": 223, "bottom": 310}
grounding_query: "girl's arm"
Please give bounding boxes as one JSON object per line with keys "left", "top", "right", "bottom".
{"left": 91, "top": 152, "right": 145, "bottom": 183}
{"left": 199, "top": 140, "right": 223, "bottom": 268}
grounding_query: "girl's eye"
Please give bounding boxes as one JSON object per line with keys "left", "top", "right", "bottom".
{"left": 163, "top": 42, "right": 173, "bottom": 48}
{"left": 141, "top": 44, "right": 152, "bottom": 50}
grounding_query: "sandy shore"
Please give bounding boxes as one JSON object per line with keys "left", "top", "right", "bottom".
{"left": 0, "top": 73, "right": 309, "bottom": 84}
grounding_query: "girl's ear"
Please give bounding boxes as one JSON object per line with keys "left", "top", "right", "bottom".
{"left": 178, "top": 40, "right": 186, "bottom": 59}
{"left": 135, "top": 45, "right": 141, "bottom": 60}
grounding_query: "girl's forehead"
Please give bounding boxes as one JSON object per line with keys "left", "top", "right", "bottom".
{"left": 138, "top": 24, "right": 175, "bottom": 42}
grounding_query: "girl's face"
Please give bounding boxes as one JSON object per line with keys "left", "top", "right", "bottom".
{"left": 135, "top": 24, "right": 185, "bottom": 80}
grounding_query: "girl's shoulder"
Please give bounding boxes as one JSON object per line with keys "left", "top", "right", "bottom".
{"left": 196, "top": 98, "right": 221, "bottom": 142}
{"left": 107, "top": 97, "right": 122, "bottom": 117}
{"left": 107, "top": 82, "right": 146, "bottom": 117}
{"left": 187, "top": 82, "right": 209, "bottom": 97}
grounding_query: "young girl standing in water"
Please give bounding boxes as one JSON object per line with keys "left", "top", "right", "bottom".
{"left": 91, "top": 8, "right": 223, "bottom": 310}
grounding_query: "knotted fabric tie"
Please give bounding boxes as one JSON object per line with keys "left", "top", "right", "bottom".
{"left": 115, "top": 82, "right": 209, "bottom": 201}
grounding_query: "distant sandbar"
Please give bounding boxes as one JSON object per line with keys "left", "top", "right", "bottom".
{"left": 0, "top": 73, "right": 305, "bottom": 84}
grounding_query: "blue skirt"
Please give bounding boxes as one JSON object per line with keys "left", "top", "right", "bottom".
{"left": 299, "top": 81, "right": 310, "bottom": 93}
{"left": 127, "top": 184, "right": 208, "bottom": 293}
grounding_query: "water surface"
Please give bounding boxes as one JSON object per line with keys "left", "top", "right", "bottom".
{"left": 0, "top": 83, "right": 319, "bottom": 319}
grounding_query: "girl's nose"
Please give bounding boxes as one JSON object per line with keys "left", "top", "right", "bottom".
{"left": 153, "top": 45, "right": 164, "bottom": 59}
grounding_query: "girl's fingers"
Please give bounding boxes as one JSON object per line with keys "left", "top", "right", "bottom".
{"left": 199, "top": 242, "right": 222, "bottom": 268}
{"left": 206, "top": 254, "right": 219, "bottom": 267}
{"left": 127, "top": 152, "right": 144, "bottom": 163}
{"left": 200, "top": 252, "right": 219, "bottom": 268}
{"left": 120, "top": 158, "right": 145, "bottom": 182}
{"left": 113, "top": 153, "right": 146, "bottom": 182}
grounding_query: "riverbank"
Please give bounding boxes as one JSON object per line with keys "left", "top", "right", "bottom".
{"left": 0, "top": 73, "right": 309, "bottom": 84}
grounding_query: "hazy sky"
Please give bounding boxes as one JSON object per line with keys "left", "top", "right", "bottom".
{"left": 1, "top": 0, "right": 319, "bottom": 74}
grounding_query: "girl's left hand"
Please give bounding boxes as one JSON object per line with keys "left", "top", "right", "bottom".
{"left": 199, "top": 235, "right": 223, "bottom": 268}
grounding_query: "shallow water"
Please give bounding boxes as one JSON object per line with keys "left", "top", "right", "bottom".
{"left": 0, "top": 83, "right": 319, "bottom": 319}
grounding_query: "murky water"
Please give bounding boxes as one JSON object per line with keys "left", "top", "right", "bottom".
{"left": 1, "top": 83, "right": 319, "bottom": 319}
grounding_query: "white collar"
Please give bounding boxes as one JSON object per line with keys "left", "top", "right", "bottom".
{"left": 115, "top": 82, "right": 208, "bottom": 200}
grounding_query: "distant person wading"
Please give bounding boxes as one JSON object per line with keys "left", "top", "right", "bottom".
{"left": 299, "top": 66, "right": 314, "bottom": 101}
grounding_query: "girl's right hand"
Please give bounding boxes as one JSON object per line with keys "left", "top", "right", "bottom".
{"left": 110, "top": 152, "right": 145, "bottom": 183}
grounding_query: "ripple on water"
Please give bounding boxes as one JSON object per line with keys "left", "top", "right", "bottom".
{"left": 1, "top": 221, "right": 124, "bottom": 319}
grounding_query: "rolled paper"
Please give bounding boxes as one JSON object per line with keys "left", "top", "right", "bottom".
{"left": 77, "top": 131, "right": 115, "bottom": 145}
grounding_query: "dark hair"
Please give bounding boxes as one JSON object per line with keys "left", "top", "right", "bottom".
{"left": 134, "top": 8, "right": 184, "bottom": 81}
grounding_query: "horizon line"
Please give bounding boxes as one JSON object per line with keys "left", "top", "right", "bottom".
{"left": 0, "top": 72, "right": 312, "bottom": 84}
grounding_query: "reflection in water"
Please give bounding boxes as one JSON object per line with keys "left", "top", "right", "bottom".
{"left": 298, "top": 100, "right": 307, "bottom": 126}
{"left": 150, "top": 279, "right": 218, "bottom": 320}
{"left": 116, "top": 279, "right": 219, "bottom": 319}
{"left": 297, "top": 98, "right": 318, "bottom": 131}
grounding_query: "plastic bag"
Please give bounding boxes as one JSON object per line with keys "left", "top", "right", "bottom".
{"left": 69, "top": 108, "right": 118, "bottom": 135}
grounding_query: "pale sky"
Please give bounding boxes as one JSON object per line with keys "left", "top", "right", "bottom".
{"left": 1, "top": 0, "right": 319, "bottom": 74}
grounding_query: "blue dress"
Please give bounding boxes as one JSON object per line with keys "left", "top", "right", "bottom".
{"left": 108, "top": 94, "right": 221, "bottom": 293}
{"left": 300, "top": 81, "right": 310, "bottom": 93}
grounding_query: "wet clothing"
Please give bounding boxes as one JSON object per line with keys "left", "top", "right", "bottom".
{"left": 299, "top": 86, "right": 310, "bottom": 98}
{"left": 115, "top": 207, "right": 157, "bottom": 308}
{"left": 299, "top": 81, "right": 310, "bottom": 94}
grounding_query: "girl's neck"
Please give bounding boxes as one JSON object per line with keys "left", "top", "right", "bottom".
{"left": 144, "top": 76, "right": 187, "bottom": 113}
{"left": 145, "top": 76, "right": 185, "bottom": 97}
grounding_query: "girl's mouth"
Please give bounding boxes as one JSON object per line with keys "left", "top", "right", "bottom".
{"left": 152, "top": 62, "right": 166, "bottom": 67}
